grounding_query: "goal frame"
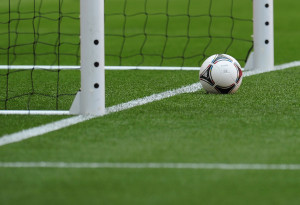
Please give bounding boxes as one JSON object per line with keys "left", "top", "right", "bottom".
{"left": 0, "top": 0, "right": 274, "bottom": 115}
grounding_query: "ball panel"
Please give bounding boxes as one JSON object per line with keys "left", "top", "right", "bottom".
{"left": 223, "top": 54, "right": 241, "bottom": 67}
{"left": 211, "top": 61, "right": 238, "bottom": 87}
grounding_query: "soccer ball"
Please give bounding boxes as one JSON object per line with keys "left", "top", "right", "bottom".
{"left": 199, "top": 54, "right": 243, "bottom": 94}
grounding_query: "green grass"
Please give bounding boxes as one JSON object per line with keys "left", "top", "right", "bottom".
{"left": 1, "top": 0, "right": 300, "bottom": 204}
{"left": 0, "top": 70, "right": 198, "bottom": 135}
{"left": 1, "top": 169, "right": 300, "bottom": 205}
{"left": 1, "top": 68, "right": 300, "bottom": 163}
{"left": 0, "top": 68, "right": 300, "bottom": 205}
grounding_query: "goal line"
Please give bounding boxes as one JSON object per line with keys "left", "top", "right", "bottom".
{"left": 0, "top": 60, "right": 299, "bottom": 147}
{"left": 0, "top": 61, "right": 300, "bottom": 115}
{"left": 0, "top": 0, "right": 274, "bottom": 115}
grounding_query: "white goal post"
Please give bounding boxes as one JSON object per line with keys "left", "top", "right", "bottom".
{"left": 70, "top": 0, "right": 106, "bottom": 116}
{"left": 245, "top": 0, "right": 274, "bottom": 71}
{"left": 0, "top": 0, "right": 274, "bottom": 115}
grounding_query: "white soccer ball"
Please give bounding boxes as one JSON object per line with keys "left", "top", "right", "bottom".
{"left": 199, "top": 54, "right": 243, "bottom": 94}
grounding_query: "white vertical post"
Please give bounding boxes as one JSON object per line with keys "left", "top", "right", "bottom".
{"left": 79, "top": 0, "right": 105, "bottom": 115}
{"left": 253, "top": 0, "right": 274, "bottom": 70}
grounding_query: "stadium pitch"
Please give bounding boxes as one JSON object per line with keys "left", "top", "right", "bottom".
{"left": 0, "top": 64, "right": 299, "bottom": 204}
{"left": 0, "top": 61, "right": 299, "bottom": 146}
{"left": 1, "top": 0, "right": 300, "bottom": 204}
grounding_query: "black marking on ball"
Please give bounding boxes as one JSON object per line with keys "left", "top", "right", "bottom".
{"left": 214, "top": 84, "right": 236, "bottom": 94}
{"left": 200, "top": 64, "right": 215, "bottom": 86}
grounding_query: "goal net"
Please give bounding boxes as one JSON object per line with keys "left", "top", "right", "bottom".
{"left": 0, "top": 0, "right": 273, "bottom": 115}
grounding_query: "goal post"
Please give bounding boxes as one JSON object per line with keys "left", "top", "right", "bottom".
{"left": 253, "top": 0, "right": 274, "bottom": 71}
{"left": 0, "top": 0, "right": 274, "bottom": 115}
{"left": 70, "top": 0, "right": 105, "bottom": 115}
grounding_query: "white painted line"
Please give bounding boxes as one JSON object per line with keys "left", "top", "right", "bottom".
{"left": 0, "top": 65, "right": 80, "bottom": 70}
{"left": 106, "top": 82, "right": 201, "bottom": 114}
{"left": 0, "top": 61, "right": 299, "bottom": 71}
{"left": 0, "top": 61, "right": 299, "bottom": 147}
{"left": 0, "top": 82, "right": 202, "bottom": 147}
{"left": 243, "top": 61, "right": 300, "bottom": 77}
{"left": 1, "top": 162, "right": 300, "bottom": 170}
{"left": 0, "top": 82, "right": 201, "bottom": 116}
{"left": 0, "top": 115, "right": 94, "bottom": 147}
{"left": 0, "top": 110, "right": 70, "bottom": 115}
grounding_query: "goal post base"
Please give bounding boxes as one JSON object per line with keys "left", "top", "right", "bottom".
{"left": 69, "top": 91, "right": 81, "bottom": 115}
{"left": 244, "top": 52, "right": 254, "bottom": 71}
